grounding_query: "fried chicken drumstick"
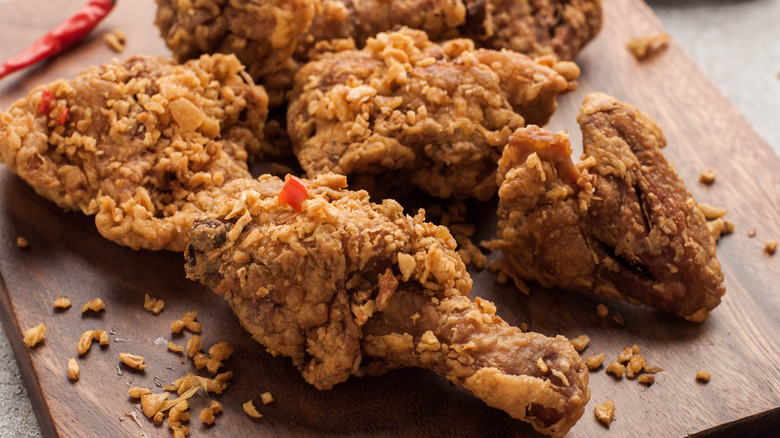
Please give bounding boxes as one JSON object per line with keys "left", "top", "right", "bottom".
{"left": 185, "top": 173, "right": 589, "bottom": 437}
{"left": 493, "top": 93, "right": 725, "bottom": 321}
{"left": 288, "top": 27, "right": 579, "bottom": 200}
{"left": 0, "top": 54, "right": 268, "bottom": 251}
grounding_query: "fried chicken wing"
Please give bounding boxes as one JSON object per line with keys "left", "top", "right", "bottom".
{"left": 462, "top": 0, "right": 603, "bottom": 61}
{"left": 287, "top": 28, "right": 579, "bottom": 201}
{"left": 184, "top": 173, "right": 589, "bottom": 437}
{"left": 0, "top": 54, "right": 268, "bottom": 251}
{"left": 493, "top": 93, "right": 725, "bottom": 321}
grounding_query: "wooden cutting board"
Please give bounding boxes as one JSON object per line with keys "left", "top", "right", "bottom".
{"left": 1, "top": 0, "right": 779, "bottom": 437}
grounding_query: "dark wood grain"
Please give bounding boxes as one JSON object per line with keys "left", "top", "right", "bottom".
{"left": 1, "top": 0, "right": 779, "bottom": 437}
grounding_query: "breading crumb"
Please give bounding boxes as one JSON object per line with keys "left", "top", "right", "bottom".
{"left": 243, "top": 400, "right": 262, "bottom": 419}
{"left": 209, "top": 400, "right": 223, "bottom": 415}
{"left": 570, "top": 335, "right": 590, "bottom": 352}
{"left": 707, "top": 218, "right": 735, "bottom": 241}
{"left": 81, "top": 298, "right": 105, "bottom": 314}
{"left": 638, "top": 374, "right": 655, "bottom": 385}
{"left": 68, "top": 358, "right": 80, "bottom": 381}
{"left": 765, "top": 240, "right": 778, "bottom": 255}
{"left": 627, "top": 33, "right": 670, "bottom": 60}
{"left": 618, "top": 346, "right": 634, "bottom": 364}
{"left": 143, "top": 294, "right": 165, "bottom": 315}
{"left": 644, "top": 364, "right": 664, "bottom": 374}
{"left": 171, "top": 311, "right": 201, "bottom": 334}
{"left": 168, "top": 342, "right": 184, "bottom": 353}
{"left": 698, "top": 203, "right": 727, "bottom": 220}
{"left": 747, "top": 227, "right": 757, "bottom": 238}
{"left": 200, "top": 407, "right": 216, "bottom": 425}
{"left": 16, "top": 237, "right": 29, "bottom": 248}
{"left": 128, "top": 387, "right": 153, "bottom": 398}
{"left": 611, "top": 315, "right": 625, "bottom": 326}
{"left": 261, "top": 391, "right": 274, "bottom": 405}
{"left": 119, "top": 352, "right": 147, "bottom": 371}
{"left": 104, "top": 29, "right": 127, "bottom": 53}
{"left": 698, "top": 168, "right": 717, "bottom": 184}
{"left": 520, "top": 323, "right": 528, "bottom": 332}
{"left": 585, "top": 354, "right": 606, "bottom": 370}
{"left": 596, "top": 304, "right": 608, "bottom": 318}
{"left": 53, "top": 297, "right": 72, "bottom": 309}
{"left": 186, "top": 336, "right": 203, "bottom": 358}
{"left": 606, "top": 362, "right": 625, "bottom": 379}
{"left": 696, "top": 369, "right": 711, "bottom": 382}
{"left": 594, "top": 400, "right": 615, "bottom": 426}
{"left": 23, "top": 323, "right": 46, "bottom": 348}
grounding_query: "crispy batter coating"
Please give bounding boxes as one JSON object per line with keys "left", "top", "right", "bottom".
{"left": 462, "top": 0, "right": 603, "bottom": 61}
{"left": 155, "top": 0, "right": 319, "bottom": 107}
{"left": 288, "top": 28, "right": 578, "bottom": 200}
{"left": 0, "top": 54, "right": 268, "bottom": 251}
{"left": 493, "top": 93, "right": 725, "bottom": 321}
{"left": 184, "top": 173, "right": 589, "bottom": 436}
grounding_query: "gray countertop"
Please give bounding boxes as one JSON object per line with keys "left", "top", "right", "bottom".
{"left": 1, "top": 1, "right": 778, "bottom": 436}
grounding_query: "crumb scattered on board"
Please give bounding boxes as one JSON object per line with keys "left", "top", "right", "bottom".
{"left": 765, "top": 240, "right": 777, "bottom": 255}
{"left": 243, "top": 400, "right": 262, "bottom": 419}
{"left": 68, "top": 358, "right": 79, "bottom": 381}
{"left": 16, "top": 237, "right": 29, "bottom": 248}
{"left": 171, "top": 311, "right": 202, "bottom": 334}
{"left": 53, "top": 296, "right": 72, "bottom": 309}
{"left": 104, "top": 29, "right": 126, "bottom": 53}
{"left": 696, "top": 369, "right": 711, "bottom": 382}
{"left": 570, "top": 335, "right": 590, "bottom": 352}
{"left": 586, "top": 354, "right": 606, "bottom": 370}
{"left": 143, "top": 293, "right": 165, "bottom": 315}
{"left": 81, "top": 298, "right": 105, "bottom": 314}
{"left": 627, "top": 33, "right": 670, "bottom": 60}
{"left": 707, "top": 218, "right": 735, "bottom": 241}
{"left": 748, "top": 227, "right": 757, "bottom": 238}
{"left": 23, "top": 323, "right": 46, "bottom": 348}
{"left": 595, "top": 400, "right": 616, "bottom": 426}
{"left": 596, "top": 304, "right": 608, "bottom": 318}
{"left": 119, "top": 352, "right": 147, "bottom": 371}
{"left": 699, "top": 168, "right": 717, "bottom": 184}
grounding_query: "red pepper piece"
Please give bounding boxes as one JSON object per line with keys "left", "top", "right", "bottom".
{"left": 278, "top": 175, "right": 311, "bottom": 211}
{"left": 0, "top": 0, "right": 116, "bottom": 80}
{"left": 39, "top": 89, "right": 55, "bottom": 115}
{"left": 58, "top": 107, "right": 70, "bottom": 125}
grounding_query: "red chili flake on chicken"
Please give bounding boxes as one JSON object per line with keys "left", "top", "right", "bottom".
{"left": 39, "top": 89, "right": 55, "bottom": 115}
{"left": 278, "top": 175, "right": 310, "bottom": 211}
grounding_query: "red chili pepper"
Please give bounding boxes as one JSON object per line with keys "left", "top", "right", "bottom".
{"left": 0, "top": 0, "right": 116, "bottom": 80}
{"left": 39, "top": 89, "right": 56, "bottom": 115}
{"left": 58, "top": 107, "right": 70, "bottom": 125}
{"left": 278, "top": 175, "right": 311, "bottom": 211}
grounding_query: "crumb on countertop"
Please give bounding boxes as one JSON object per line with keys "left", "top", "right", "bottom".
{"left": 596, "top": 304, "right": 608, "bottom": 318}
{"left": 16, "top": 237, "right": 29, "bottom": 248}
{"left": 144, "top": 294, "right": 165, "bottom": 315}
{"left": 586, "top": 354, "right": 606, "bottom": 370}
{"left": 699, "top": 168, "right": 717, "bottom": 184}
{"left": 707, "top": 218, "right": 735, "bottom": 241}
{"left": 696, "top": 369, "right": 711, "bottom": 382}
{"left": 68, "top": 358, "right": 80, "bottom": 381}
{"left": 606, "top": 362, "right": 626, "bottom": 379}
{"left": 171, "top": 311, "right": 201, "bottom": 334}
{"left": 119, "top": 352, "right": 147, "bottom": 371}
{"left": 765, "top": 240, "right": 777, "bottom": 255}
{"left": 698, "top": 203, "right": 727, "bottom": 220}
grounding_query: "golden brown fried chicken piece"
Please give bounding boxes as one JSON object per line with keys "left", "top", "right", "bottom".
{"left": 288, "top": 28, "right": 578, "bottom": 201}
{"left": 493, "top": 93, "right": 725, "bottom": 321}
{"left": 462, "top": 0, "right": 603, "bottom": 61}
{"left": 184, "top": 173, "right": 589, "bottom": 437}
{"left": 155, "top": 0, "right": 319, "bottom": 107}
{"left": 0, "top": 54, "right": 268, "bottom": 251}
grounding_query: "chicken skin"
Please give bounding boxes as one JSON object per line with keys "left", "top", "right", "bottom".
{"left": 185, "top": 173, "right": 589, "bottom": 437}
{"left": 493, "top": 93, "right": 725, "bottom": 321}
{"left": 0, "top": 54, "right": 268, "bottom": 251}
{"left": 288, "top": 27, "right": 579, "bottom": 200}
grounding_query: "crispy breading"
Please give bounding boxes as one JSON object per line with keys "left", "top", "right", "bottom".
{"left": 0, "top": 54, "right": 268, "bottom": 251}
{"left": 288, "top": 27, "right": 578, "bottom": 201}
{"left": 493, "top": 93, "right": 725, "bottom": 321}
{"left": 184, "top": 173, "right": 589, "bottom": 437}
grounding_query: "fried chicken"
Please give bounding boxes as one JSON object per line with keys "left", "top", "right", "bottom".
{"left": 0, "top": 54, "right": 268, "bottom": 251}
{"left": 184, "top": 172, "right": 589, "bottom": 437}
{"left": 493, "top": 93, "right": 725, "bottom": 321}
{"left": 461, "top": 0, "right": 603, "bottom": 61}
{"left": 287, "top": 27, "right": 579, "bottom": 201}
